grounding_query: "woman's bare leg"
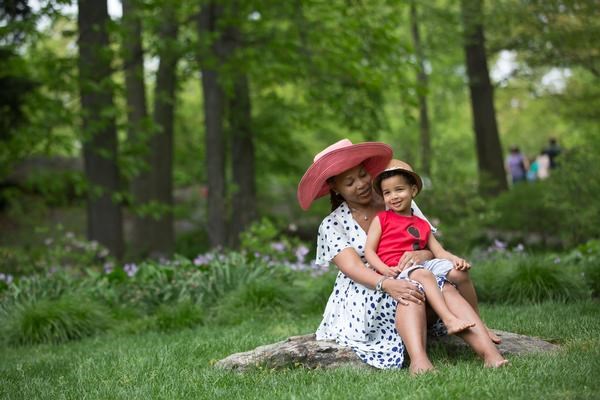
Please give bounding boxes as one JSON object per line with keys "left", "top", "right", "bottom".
{"left": 447, "top": 269, "right": 502, "bottom": 344}
{"left": 409, "top": 269, "right": 474, "bottom": 335}
{"left": 395, "top": 300, "right": 434, "bottom": 375}
{"left": 441, "top": 284, "right": 508, "bottom": 368}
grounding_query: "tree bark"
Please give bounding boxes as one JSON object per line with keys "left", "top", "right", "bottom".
{"left": 77, "top": 0, "right": 123, "bottom": 258}
{"left": 121, "top": 0, "right": 152, "bottom": 258}
{"left": 197, "top": 3, "right": 228, "bottom": 248}
{"left": 229, "top": 73, "right": 257, "bottom": 246}
{"left": 410, "top": 1, "right": 432, "bottom": 178}
{"left": 149, "top": 5, "right": 179, "bottom": 257}
{"left": 460, "top": 0, "right": 508, "bottom": 196}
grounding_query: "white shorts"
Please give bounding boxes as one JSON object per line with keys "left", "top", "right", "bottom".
{"left": 398, "top": 258, "right": 454, "bottom": 280}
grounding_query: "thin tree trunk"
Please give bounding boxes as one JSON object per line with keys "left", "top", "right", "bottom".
{"left": 150, "top": 6, "right": 179, "bottom": 257}
{"left": 229, "top": 74, "right": 256, "bottom": 246}
{"left": 122, "top": 0, "right": 152, "bottom": 258}
{"left": 77, "top": 0, "right": 123, "bottom": 258}
{"left": 460, "top": 0, "right": 508, "bottom": 195}
{"left": 410, "top": 1, "right": 432, "bottom": 178}
{"left": 197, "top": 3, "right": 228, "bottom": 248}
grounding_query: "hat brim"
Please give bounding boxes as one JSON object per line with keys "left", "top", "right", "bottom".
{"left": 373, "top": 168, "right": 423, "bottom": 196}
{"left": 297, "top": 142, "right": 393, "bottom": 210}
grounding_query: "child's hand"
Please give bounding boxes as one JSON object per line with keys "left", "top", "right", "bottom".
{"left": 450, "top": 255, "right": 471, "bottom": 270}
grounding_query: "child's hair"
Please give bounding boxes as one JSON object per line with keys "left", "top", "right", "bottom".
{"left": 376, "top": 169, "right": 418, "bottom": 193}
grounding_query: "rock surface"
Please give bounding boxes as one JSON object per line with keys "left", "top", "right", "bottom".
{"left": 215, "top": 330, "right": 558, "bottom": 371}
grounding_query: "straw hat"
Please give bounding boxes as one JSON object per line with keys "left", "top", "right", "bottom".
{"left": 297, "top": 139, "right": 393, "bottom": 210}
{"left": 372, "top": 159, "right": 423, "bottom": 196}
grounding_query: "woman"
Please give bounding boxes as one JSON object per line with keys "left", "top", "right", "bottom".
{"left": 297, "top": 139, "right": 507, "bottom": 374}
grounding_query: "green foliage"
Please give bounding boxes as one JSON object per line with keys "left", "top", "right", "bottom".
{"left": 1, "top": 295, "right": 111, "bottom": 346}
{"left": 154, "top": 301, "right": 205, "bottom": 332}
{"left": 562, "top": 239, "right": 600, "bottom": 297}
{"left": 471, "top": 253, "right": 589, "bottom": 304}
{"left": 0, "top": 225, "right": 113, "bottom": 278}
{"left": 209, "top": 278, "right": 297, "bottom": 325}
{"left": 174, "top": 228, "right": 210, "bottom": 259}
{"left": 541, "top": 145, "right": 600, "bottom": 244}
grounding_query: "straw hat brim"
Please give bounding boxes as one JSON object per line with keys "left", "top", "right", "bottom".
{"left": 373, "top": 167, "right": 423, "bottom": 197}
{"left": 297, "top": 142, "right": 393, "bottom": 210}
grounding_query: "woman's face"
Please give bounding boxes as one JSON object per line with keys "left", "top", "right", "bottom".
{"left": 330, "top": 164, "right": 373, "bottom": 206}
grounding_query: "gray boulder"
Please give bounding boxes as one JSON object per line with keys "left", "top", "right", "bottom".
{"left": 216, "top": 330, "right": 558, "bottom": 371}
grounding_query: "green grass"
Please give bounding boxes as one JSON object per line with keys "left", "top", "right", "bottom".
{"left": 1, "top": 301, "right": 599, "bottom": 399}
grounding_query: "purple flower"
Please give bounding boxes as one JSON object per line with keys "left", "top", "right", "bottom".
{"left": 103, "top": 262, "right": 114, "bottom": 274}
{"left": 493, "top": 239, "right": 507, "bottom": 250}
{"left": 0, "top": 273, "right": 13, "bottom": 284}
{"left": 193, "top": 253, "right": 214, "bottom": 266}
{"left": 271, "top": 242, "right": 286, "bottom": 252}
{"left": 124, "top": 263, "right": 138, "bottom": 277}
{"left": 295, "top": 245, "right": 310, "bottom": 262}
{"left": 514, "top": 243, "right": 525, "bottom": 252}
{"left": 553, "top": 257, "right": 561, "bottom": 264}
{"left": 44, "top": 238, "right": 53, "bottom": 246}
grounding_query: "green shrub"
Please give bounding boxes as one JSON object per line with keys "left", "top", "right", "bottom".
{"left": 471, "top": 254, "right": 589, "bottom": 304}
{"left": 209, "top": 278, "right": 297, "bottom": 325}
{"left": 293, "top": 269, "right": 337, "bottom": 315}
{"left": 1, "top": 295, "right": 112, "bottom": 346}
{"left": 562, "top": 239, "right": 600, "bottom": 297}
{"left": 154, "top": 301, "right": 205, "bottom": 332}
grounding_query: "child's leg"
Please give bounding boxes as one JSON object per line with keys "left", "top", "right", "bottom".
{"left": 441, "top": 284, "right": 508, "bottom": 368}
{"left": 408, "top": 269, "right": 475, "bottom": 335}
{"left": 447, "top": 269, "right": 502, "bottom": 344}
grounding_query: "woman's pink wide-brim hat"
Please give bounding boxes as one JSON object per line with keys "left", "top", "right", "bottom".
{"left": 297, "top": 139, "right": 393, "bottom": 210}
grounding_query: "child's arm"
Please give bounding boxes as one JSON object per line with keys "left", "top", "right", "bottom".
{"left": 427, "top": 234, "right": 471, "bottom": 270}
{"left": 365, "top": 217, "right": 401, "bottom": 277}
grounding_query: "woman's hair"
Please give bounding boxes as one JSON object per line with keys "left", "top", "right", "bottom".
{"left": 376, "top": 170, "right": 417, "bottom": 193}
{"left": 326, "top": 176, "right": 345, "bottom": 211}
{"left": 329, "top": 190, "right": 345, "bottom": 211}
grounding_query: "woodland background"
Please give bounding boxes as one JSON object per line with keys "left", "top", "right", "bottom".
{"left": 1, "top": 2, "right": 599, "bottom": 398}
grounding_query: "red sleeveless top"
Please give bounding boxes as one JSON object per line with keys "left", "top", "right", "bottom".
{"left": 375, "top": 210, "right": 430, "bottom": 267}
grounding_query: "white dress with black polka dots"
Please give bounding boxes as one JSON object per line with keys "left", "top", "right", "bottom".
{"left": 314, "top": 201, "right": 446, "bottom": 369}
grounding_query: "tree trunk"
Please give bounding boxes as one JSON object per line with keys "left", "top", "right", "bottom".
{"left": 197, "top": 3, "right": 228, "bottom": 248}
{"left": 409, "top": 1, "right": 432, "bottom": 178}
{"left": 77, "top": 0, "right": 123, "bottom": 258}
{"left": 460, "top": 0, "right": 508, "bottom": 196}
{"left": 121, "top": 0, "right": 152, "bottom": 258}
{"left": 149, "top": 5, "right": 179, "bottom": 257}
{"left": 229, "top": 74, "right": 257, "bottom": 246}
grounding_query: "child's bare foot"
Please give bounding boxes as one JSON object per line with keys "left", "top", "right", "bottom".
{"left": 409, "top": 360, "right": 436, "bottom": 376}
{"left": 444, "top": 317, "right": 476, "bottom": 335}
{"left": 484, "top": 355, "right": 509, "bottom": 368}
{"left": 486, "top": 326, "right": 502, "bottom": 344}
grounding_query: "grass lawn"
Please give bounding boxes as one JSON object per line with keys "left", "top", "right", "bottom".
{"left": 1, "top": 301, "right": 599, "bottom": 400}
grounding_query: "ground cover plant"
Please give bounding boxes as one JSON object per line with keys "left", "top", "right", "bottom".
{"left": 1, "top": 301, "right": 599, "bottom": 399}
{"left": 1, "top": 233, "right": 599, "bottom": 398}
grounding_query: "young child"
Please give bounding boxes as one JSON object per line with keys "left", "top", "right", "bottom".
{"left": 365, "top": 159, "right": 476, "bottom": 335}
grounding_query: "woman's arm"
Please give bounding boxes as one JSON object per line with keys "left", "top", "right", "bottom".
{"left": 364, "top": 217, "right": 400, "bottom": 277}
{"left": 332, "top": 248, "right": 425, "bottom": 305}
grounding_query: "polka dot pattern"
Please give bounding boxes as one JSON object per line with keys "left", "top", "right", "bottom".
{"left": 314, "top": 202, "right": 447, "bottom": 369}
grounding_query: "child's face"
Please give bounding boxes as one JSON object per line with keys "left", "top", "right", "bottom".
{"left": 380, "top": 174, "right": 417, "bottom": 215}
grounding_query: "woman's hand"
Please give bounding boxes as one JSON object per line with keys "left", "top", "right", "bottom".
{"left": 396, "top": 250, "right": 433, "bottom": 272}
{"left": 381, "top": 278, "right": 425, "bottom": 306}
